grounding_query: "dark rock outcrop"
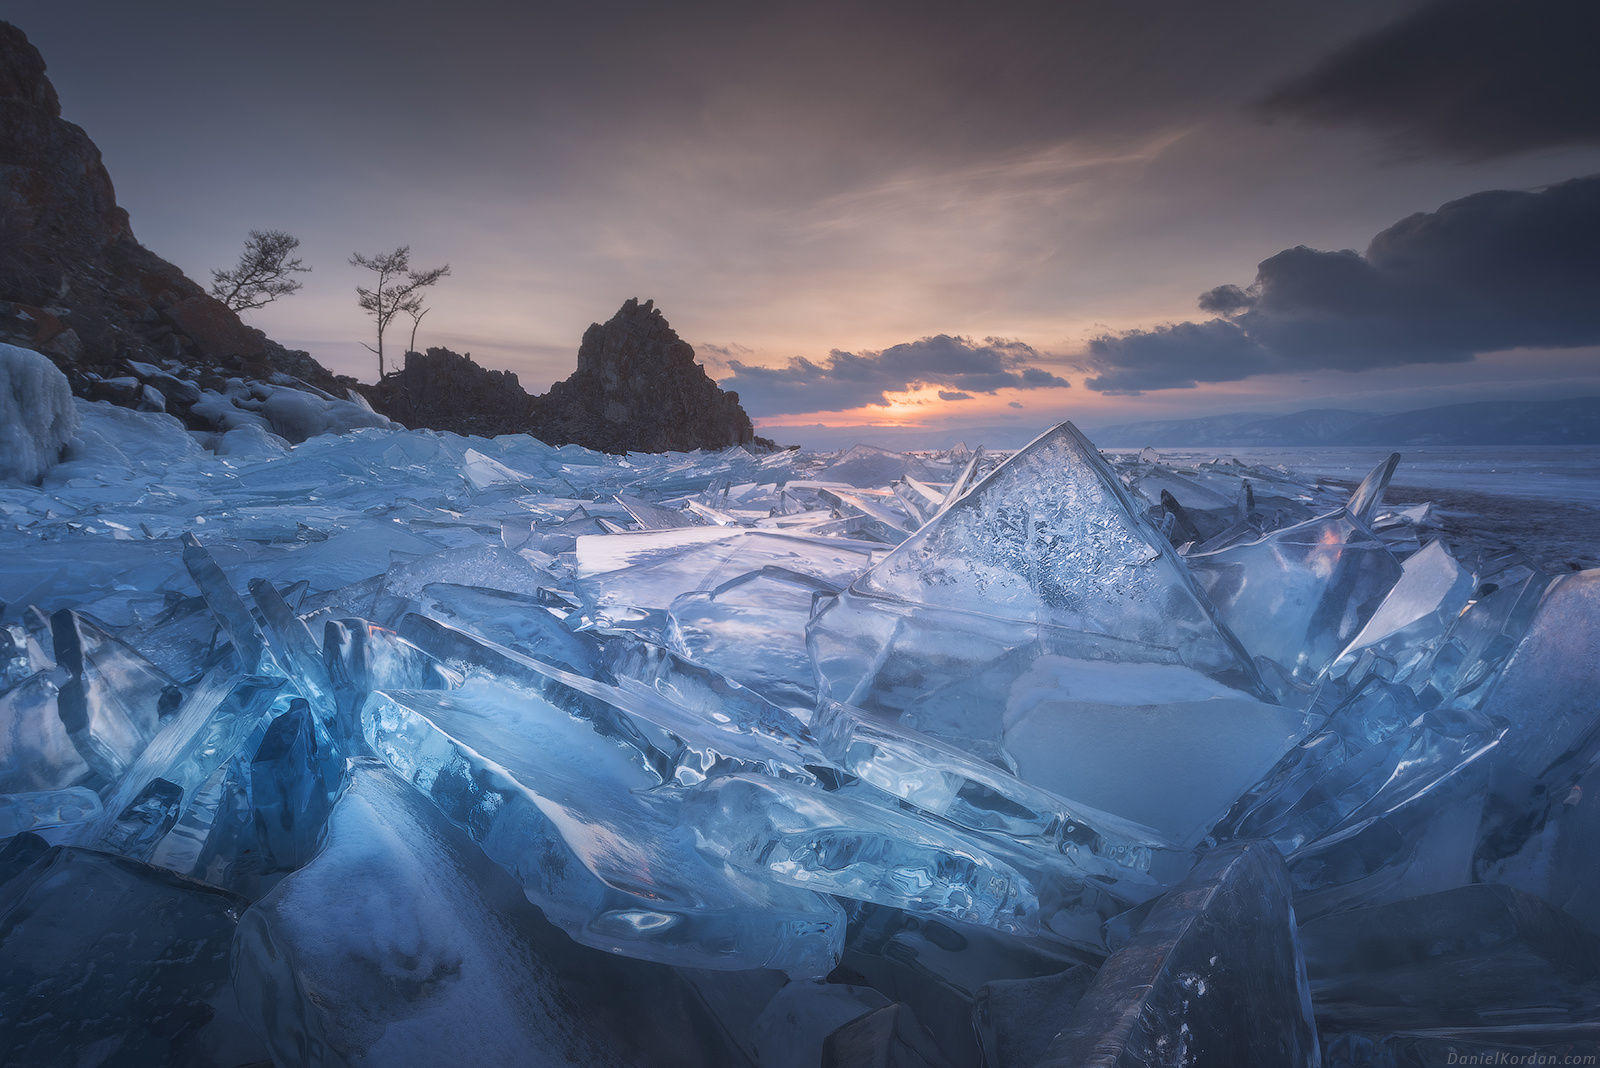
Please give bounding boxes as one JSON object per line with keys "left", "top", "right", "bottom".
{"left": 362, "top": 347, "right": 535, "bottom": 438}
{"left": 367, "top": 302, "right": 766, "bottom": 452}
{"left": 531, "top": 299, "right": 758, "bottom": 452}
{"left": 0, "top": 20, "right": 340, "bottom": 393}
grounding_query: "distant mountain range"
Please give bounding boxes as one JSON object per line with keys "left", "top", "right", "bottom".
{"left": 1089, "top": 397, "right": 1600, "bottom": 447}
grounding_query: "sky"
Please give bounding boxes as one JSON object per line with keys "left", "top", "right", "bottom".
{"left": 9, "top": 0, "right": 1600, "bottom": 445}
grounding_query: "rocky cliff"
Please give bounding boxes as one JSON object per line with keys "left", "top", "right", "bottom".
{"left": 0, "top": 21, "right": 764, "bottom": 453}
{"left": 0, "top": 21, "right": 338, "bottom": 398}
{"left": 532, "top": 298, "right": 758, "bottom": 452}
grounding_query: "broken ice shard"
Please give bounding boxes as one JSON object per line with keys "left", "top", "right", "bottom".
{"left": 995, "top": 656, "right": 1310, "bottom": 849}
{"left": 812, "top": 698, "right": 1179, "bottom": 893}
{"left": 1478, "top": 568, "right": 1600, "bottom": 783}
{"left": 50, "top": 608, "right": 173, "bottom": 781}
{"left": 684, "top": 771, "right": 1129, "bottom": 948}
{"left": 0, "top": 785, "right": 101, "bottom": 840}
{"left": 1301, "top": 883, "right": 1600, "bottom": 1037}
{"left": 322, "top": 617, "right": 462, "bottom": 741}
{"left": 815, "top": 444, "right": 947, "bottom": 488}
{"left": 392, "top": 613, "right": 670, "bottom": 775}
{"left": 1039, "top": 841, "right": 1319, "bottom": 1067}
{"left": 1327, "top": 538, "right": 1475, "bottom": 684}
{"left": 233, "top": 759, "right": 736, "bottom": 1066}
{"left": 1425, "top": 557, "right": 1550, "bottom": 706}
{"left": 248, "top": 577, "right": 334, "bottom": 701}
{"left": 810, "top": 600, "right": 1309, "bottom": 850}
{"left": 1188, "top": 477, "right": 1403, "bottom": 688}
{"left": 615, "top": 491, "right": 700, "bottom": 529}
{"left": 974, "top": 964, "right": 1095, "bottom": 1067}
{"left": 573, "top": 527, "right": 876, "bottom": 617}
{"left": 515, "top": 650, "right": 824, "bottom": 785}
{"left": 367, "top": 544, "right": 560, "bottom": 626}
{"left": 408, "top": 581, "right": 602, "bottom": 672}
{"left": 0, "top": 846, "right": 267, "bottom": 1066}
{"left": 669, "top": 568, "right": 837, "bottom": 712}
{"left": 91, "top": 670, "right": 289, "bottom": 861}
{"left": 850, "top": 422, "right": 1256, "bottom": 680}
{"left": 0, "top": 668, "right": 90, "bottom": 792}
{"left": 250, "top": 698, "right": 347, "bottom": 872}
{"left": 603, "top": 636, "right": 829, "bottom": 773}
{"left": 361, "top": 683, "right": 845, "bottom": 975}
{"left": 181, "top": 531, "right": 272, "bottom": 671}
{"left": 1220, "top": 678, "right": 1460, "bottom": 855}
{"left": 1346, "top": 451, "right": 1399, "bottom": 525}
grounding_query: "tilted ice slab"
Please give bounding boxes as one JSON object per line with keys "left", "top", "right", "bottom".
{"left": 812, "top": 699, "right": 1183, "bottom": 891}
{"left": 362, "top": 679, "right": 845, "bottom": 976}
{"left": 807, "top": 424, "right": 1304, "bottom": 846}
{"left": 1188, "top": 454, "right": 1405, "bottom": 690}
{"left": 812, "top": 616, "right": 1312, "bottom": 849}
{"left": 1479, "top": 569, "right": 1600, "bottom": 783}
{"left": 574, "top": 527, "right": 879, "bottom": 616}
{"left": 667, "top": 568, "right": 835, "bottom": 713}
{"left": 683, "top": 771, "right": 1130, "bottom": 949}
{"left": 233, "top": 760, "right": 736, "bottom": 1066}
{"left": 996, "top": 656, "right": 1311, "bottom": 849}
{"left": 850, "top": 422, "right": 1257, "bottom": 680}
{"left": 1327, "top": 538, "right": 1476, "bottom": 683}
{"left": 1039, "top": 842, "right": 1319, "bottom": 1067}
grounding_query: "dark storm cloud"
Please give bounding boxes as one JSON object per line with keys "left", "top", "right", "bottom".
{"left": 722, "top": 335, "right": 1070, "bottom": 415}
{"left": 1086, "top": 174, "right": 1600, "bottom": 393}
{"left": 1261, "top": 0, "right": 1600, "bottom": 159}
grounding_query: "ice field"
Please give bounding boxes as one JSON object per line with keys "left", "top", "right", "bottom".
{"left": 2, "top": 373, "right": 1598, "bottom": 1064}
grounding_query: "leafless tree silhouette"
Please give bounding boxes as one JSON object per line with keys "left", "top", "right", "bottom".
{"left": 210, "top": 229, "right": 309, "bottom": 312}
{"left": 350, "top": 246, "right": 449, "bottom": 377}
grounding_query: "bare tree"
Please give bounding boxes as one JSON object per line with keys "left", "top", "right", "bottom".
{"left": 349, "top": 246, "right": 450, "bottom": 377}
{"left": 405, "top": 304, "right": 429, "bottom": 356}
{"left": 211, "top": 229, "right": 310, "bottom": 312}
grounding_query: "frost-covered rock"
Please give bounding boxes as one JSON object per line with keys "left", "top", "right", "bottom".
{"left": 46, "top": 398, "right": 204, "bottom": 482}
{"left": 0, "top": 342, "right": 78, "bottom": 482}
{"left": 257, "top": 383, "right": 393, "bottom": 442}
{"left": 216, "top": 423, "right": 290, "bottom": 459}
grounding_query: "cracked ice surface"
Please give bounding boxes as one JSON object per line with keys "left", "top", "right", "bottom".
{"left": 1, "top": 416, "right": 1597, "bottom": 1063}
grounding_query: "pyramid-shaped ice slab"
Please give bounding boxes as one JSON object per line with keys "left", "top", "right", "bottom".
{"left": 852, "top": 422, "right": 1255, "bottom": 679}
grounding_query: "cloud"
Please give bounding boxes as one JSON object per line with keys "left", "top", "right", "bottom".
{"left": 694, "top": 341, "right": 754, "bottom": 374}
{"left": 1260, "top": 0, "right": 1600, "bottom": 159}
{"left": 1085, "top": 174, "right": 1600, "bottom": 393}
{"left": 721, "top": 334, "right": 1070, "bottom": 415}
{"left": 1009, "top": 401, "right": 1024, "bottom": 409}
